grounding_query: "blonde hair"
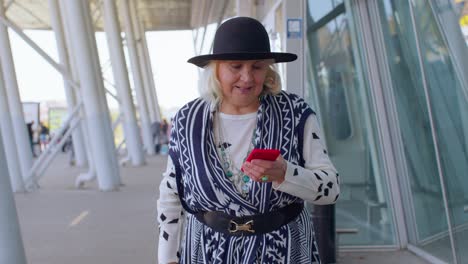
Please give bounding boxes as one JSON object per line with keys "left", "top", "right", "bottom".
{"left": 198, "top": 61, "right": 282, "bottom": 103}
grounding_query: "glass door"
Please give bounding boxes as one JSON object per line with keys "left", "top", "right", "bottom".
{"left": 375, "top": 1, "right": 468, "bottom": 262}
{"left": 305, "top": 0, "right": 398, "bottom": 246}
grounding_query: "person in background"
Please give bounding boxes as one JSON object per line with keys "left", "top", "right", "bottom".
{"left": 167, "top": 118, "right": 173, "bottom": 141}
{"left": 60, "top": 125, "right": 75, "bottom": 166}
{"left": 160, "top": 118, "right": 169, "bottom": 144}
{"left": 67, "top": 136, "right": 75, "bottom": 166}
{"left": 157, "top": 17, "right": 340, "bottom": 264}
{"left": 151, "top": 120, "right": 161, "bottom": 154}
{"left": 26, "top": 121, "right": 36, "bottom": 157}
{"left": 156, "top": 118, "right": 170, "bottom": 155}
{"left": 39, "top": 122, "right": 50, "bottom": 151}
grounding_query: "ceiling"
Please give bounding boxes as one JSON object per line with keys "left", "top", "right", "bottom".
{"left": 4, "top": 0, "right": 236, "bottom": 31}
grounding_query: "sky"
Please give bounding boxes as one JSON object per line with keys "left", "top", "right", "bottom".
{"left": 9, "top": 29, "right": 200, "bottom": 118}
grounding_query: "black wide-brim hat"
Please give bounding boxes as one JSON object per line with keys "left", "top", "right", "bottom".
{"left": 188, "top": 17, "right": 297, "bottom": 68}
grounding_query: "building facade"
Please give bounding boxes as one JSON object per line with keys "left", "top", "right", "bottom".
{"left": 1, "top": 0, "right": 466, "bottom": 263}
{"left": 248, "top": 0, "right": 468, "bottom": 263}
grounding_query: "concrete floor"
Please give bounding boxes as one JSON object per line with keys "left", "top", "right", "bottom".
{"left": 337, "top": 251, "right": 430, "bottom": 264}
{"left": 14, "top": 154, "right": 431, "bottom": 264}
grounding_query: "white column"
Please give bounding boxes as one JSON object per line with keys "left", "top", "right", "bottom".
{"left": 0, "top": 64, "right": 23, "bottom": 192}
{"left": 103, "top": 0, "right": 145, "bottom": 166}
{"left": 0, "top": 130, "right": 27, "bottom": 264}
{"left": 63, "top": 0, "right": 120, "bottom": 191}
{"left": 121, "top": 0, "right": 155, "bottom": 155}
{"left": 0, "top": 0, "right": 34, "bottom": 182}
{"left": 137, "top": 35, "right": 156, "bottom": 123}
{"left": 48, "top": 0, "right": 87, "bottom": 167}
{"left": 236, "top": 0, "right": 254, "bottom": 16}
{"left": 139, "top": 23, "right": 162, "bottom": 121}
{"left": 282, "top": 0, "right": 305, "bottom": 96}
{"left": 58, "top": 0, "right": 93, "bottom": 172}
{"left": 129, "top": 1, "right": 157, "bottom": 122}
{"left": 80, "top": 0, "right": 122, "bottom": 185}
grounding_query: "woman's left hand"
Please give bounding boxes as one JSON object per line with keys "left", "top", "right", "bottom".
{"left": 242, "top": 155, "right": 287, "bottom": 185}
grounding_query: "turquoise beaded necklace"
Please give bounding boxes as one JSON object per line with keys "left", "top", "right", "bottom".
{"left": 216, "top": 111, "right": 256, "bottom": 197}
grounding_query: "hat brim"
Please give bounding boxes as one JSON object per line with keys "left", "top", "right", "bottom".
{"left": 187, "top": 52, "right": 297, "bottom": 68}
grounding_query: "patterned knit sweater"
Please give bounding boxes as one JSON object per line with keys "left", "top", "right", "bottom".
{"left": 157, "top": 91, "right": 340, "bottom": 263}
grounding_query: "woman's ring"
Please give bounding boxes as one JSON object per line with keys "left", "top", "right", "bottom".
{"left": 261, "top": 175, "right": 268, "bottom": 182}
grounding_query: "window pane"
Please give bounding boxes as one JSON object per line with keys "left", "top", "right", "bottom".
{"left": 305, "top": 0, "right": 397, "bottom": 246}
{"left": 378, "top": 0, "right": 448, "bottom": 243}
{"left": 413, "top": 1, "right": 468, "bottom": 262}
{"left": 379, "top": 0, "right": 468, "bottom": 262}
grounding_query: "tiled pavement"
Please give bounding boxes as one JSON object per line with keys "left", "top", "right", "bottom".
{"left": 14, "top": 154, "right": 431, "bottom": 264}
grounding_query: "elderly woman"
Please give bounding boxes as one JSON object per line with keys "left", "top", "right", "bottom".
{"left": 157, "top": 17, "right": 339, "bottom": 264}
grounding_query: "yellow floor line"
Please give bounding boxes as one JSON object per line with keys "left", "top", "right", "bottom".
{"left": 69, "top": 210, "right": 89, "bottom": 227}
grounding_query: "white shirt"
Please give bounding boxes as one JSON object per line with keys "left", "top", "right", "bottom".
{"left": 215, "top": 111, "right": 257, "bottom": 194}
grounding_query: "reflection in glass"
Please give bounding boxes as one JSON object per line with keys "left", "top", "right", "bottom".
{"left": 305, "top": 0, "right": 396, "bottom": 246}
{"left": 307, "top": 0, "right": 344, "bottom": 23}
{"left": 379, "top": 0, "right": 468, "bottom": 262}
{"left": 378, "top": 0, "right": 447, "bottom": 243}
{"left": 412, "top": 1, "right": 468, "bottom": 263}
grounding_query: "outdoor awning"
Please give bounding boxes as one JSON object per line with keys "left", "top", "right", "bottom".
{"left": 5, "top": 0, "right": 235, "bottom": 31}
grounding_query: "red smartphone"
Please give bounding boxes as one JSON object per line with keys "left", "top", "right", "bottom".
{"left": 245, "top": 148, "right": 280, "bottom": 162}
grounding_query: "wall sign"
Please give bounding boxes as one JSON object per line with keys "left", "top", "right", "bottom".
{"left": 287, "top": 18, "right": 302, "bottom": 39}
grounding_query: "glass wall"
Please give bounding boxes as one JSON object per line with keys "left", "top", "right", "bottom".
{"left": 376, "top": 0, "right": 468, "bottom": 262}
{"left": 377, "top": 0, "right": 450, "bottom": 259}
{"left": 305, "top": 0, "right": 397, "bottom": 246}
{"left": 414, "top": 0, "right": 468, "bottom": 262}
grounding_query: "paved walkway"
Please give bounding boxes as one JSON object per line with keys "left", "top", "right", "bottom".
{"left": 14, "top": 154, "right": 430, "bottom": 264}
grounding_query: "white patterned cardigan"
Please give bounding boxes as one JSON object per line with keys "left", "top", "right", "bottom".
{"left": 157, "top": 91, "right": 340, "bottom": 264}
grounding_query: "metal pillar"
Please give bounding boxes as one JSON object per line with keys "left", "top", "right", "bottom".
{"left": 142, "top": 33, "right": 161, "bottom": 121}
{"left": 121, "top": 0, "right": 155, "bottom": 155}
{"left": 0, "top": 63, "right": 23, "bottom": 192}
{"left": 62, "top": 0, "right": 120, "bottom": 191}
{"left": 129, "top": 1, "right": 159, "bottom": 122}
{"left": 58, "top": 0, "right": 95, "bottom": 178}
{"left": 80, "top": 0, "right": 122, "bottom": 185}
{"left": 0, "top": 0, "right": 34, "bottom": 183}
{"left": 236, "top": 0, "right": 254, "bottom": 16}
{"left": 138, "top": 49, "right": 157, "bottom": 123}
{"left": 102, "top": 0, "right": 145, "bottom": 166}
{"left": 0, "top": 130, "right": 27, "bottom": 264}
{"left": 128, "top": 1, "right": 154, "bottom": 123}
{"left": 137, "top": 19, "right": 162, "bottom": 121}
{"left": 48, "top": 0, "right": 87, "bottom": 167}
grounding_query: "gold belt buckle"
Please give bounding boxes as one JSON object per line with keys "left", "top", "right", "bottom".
{"left": 228, "top": 219, "right": 254, "bottom": 234}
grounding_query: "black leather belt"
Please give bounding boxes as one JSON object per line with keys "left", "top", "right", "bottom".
{"left": 194, "top": 203, "right": 304, "bottom": 236}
